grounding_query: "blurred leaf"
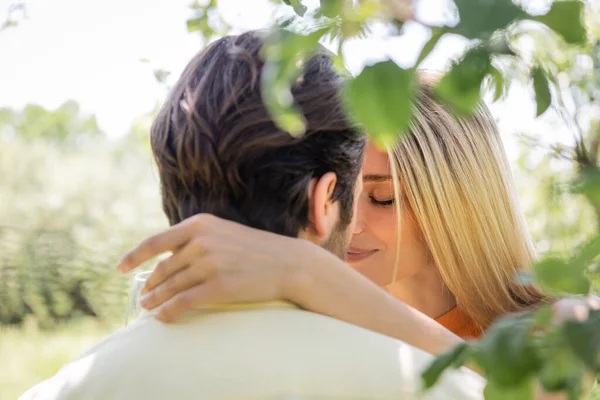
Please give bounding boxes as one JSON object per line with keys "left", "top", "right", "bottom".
{"left": 489, "top": 66, "right": 506, "bottom": 102}
{"left": 434, "top": 47, "right": 492, "bottom": 115}
{"left": 534, "top": 257, "right": 590, "bottom": 295}
{"left": 261, "top": 29, "right": 327, "bottom": 135}
{"left": 473, "top": 314, "right": 540, "bottom": 386}
{"left": 453, "top": 0, "right": 526, "bottom": 40}
{"left": 532, "top": 67, "right": 552, "bottom": 116}
{"left": 282, "top": 0, "right": 308, "bottom": 16}
{"left": 485, "top": 33, "right": 515, "bottom": 56}
{"left": 573, "top": 166, "right": 600, "bottom": 208}
{"left": 563, "top": 309, "right": 600, "bottom": 372}
{"left": 345, "top": 61, "right": 417, "bottom": 146}
{"left": 341, "top": 20, "right": 364, "bottom": 39}
{"left": 320, "top": 0, "right": 342, "bottom": 18}
{"left": 422, "top": 342, "right": 470, "bottom": 389}
{"left": 350, "top": 0, "right": 380, "bottom": 22}
{"left": 534, "top": 305, "right": 554, "bottom": 329}
{"left": 538, "top": 345, "right": 584, "bottom": 394}
{"left": 483, "top": 378, "right": 535, "bottom": 400}
{"left": 571, "top": 235, "right": 600, "bottom": 269}
{"left": 415, "top": 27, "right": 448, "bottom": 67}
{"left": 532, "top": 1, "right": 587, "bottom": 45}
{"left": 187, "top": 15, "right": 210, "bottom": 33}
{"left": 153, "top": 69, "right": 171, "bottom": 84}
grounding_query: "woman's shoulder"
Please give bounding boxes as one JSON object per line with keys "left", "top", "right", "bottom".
{"left": 435, "top": 307, "right": 485, "bottom": 340}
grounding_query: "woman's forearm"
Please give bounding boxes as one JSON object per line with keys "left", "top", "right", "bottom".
{"left": 283, "top": 240, "right": 464, "bottom": 355}
{"left": 282, "top": 242, "right": 595, "bottom": 400}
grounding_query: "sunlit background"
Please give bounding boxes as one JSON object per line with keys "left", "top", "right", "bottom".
{"left": 0, "top": 0, "right": 597, "bottom": 399}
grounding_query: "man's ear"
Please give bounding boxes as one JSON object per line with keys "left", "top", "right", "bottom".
{"left": 307, "top": 172, "right": 338, "bottom": 239}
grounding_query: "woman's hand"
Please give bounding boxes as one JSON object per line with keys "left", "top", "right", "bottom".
{"left": 117, "top": 214, "right": 318, "bottom": 322}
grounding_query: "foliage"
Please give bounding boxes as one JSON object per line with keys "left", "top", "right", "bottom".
{"left": 0, "top": 101, "right": 103, "bottom": 144}
{"left": 0, "top": 317, "right": 115, "bottom": 400}
{"left": 0, "top": 102, "right": 167, "bottom": 328}
{"left": 186, "top": 0, "right": 589, "bottom": 143}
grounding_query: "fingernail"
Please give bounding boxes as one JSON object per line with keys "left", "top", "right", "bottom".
{"left": 140, "top": 293, "right": 151, "bottom": 308}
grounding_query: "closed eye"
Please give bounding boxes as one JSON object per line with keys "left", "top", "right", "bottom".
{"left": 369, "top": 196, "right": 395, "bottom": 207}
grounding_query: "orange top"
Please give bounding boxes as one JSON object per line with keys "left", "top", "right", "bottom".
{"left": 435, "top": 307, "right": 485, "bottom": 340}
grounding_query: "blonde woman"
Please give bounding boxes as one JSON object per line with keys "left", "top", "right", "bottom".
{"left": 118, "top": 75, "right": 597, "bottom": 355}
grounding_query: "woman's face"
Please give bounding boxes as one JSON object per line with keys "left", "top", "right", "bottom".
{"left": 346, "top": 142, "right": 431, "bottom": 287}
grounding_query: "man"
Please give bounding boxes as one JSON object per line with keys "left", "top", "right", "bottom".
{"left": 20, "top": 31, "right": 484, "bottom": 399}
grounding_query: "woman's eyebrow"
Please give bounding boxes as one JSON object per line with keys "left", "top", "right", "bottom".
{"left": 363, "top": 174, "right": 392, "bottom": 183}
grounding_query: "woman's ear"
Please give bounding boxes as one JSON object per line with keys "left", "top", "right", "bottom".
{"left": 307, "top": 172, "right": 338, "bottom": 238}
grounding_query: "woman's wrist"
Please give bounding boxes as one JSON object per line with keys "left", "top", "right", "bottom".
{"left": 279, "top": 238, "right": 321, "bottom": 305}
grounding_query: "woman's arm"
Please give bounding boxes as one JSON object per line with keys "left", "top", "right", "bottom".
{"left": 283, "top": 239, "right": 465, "bottom": 355}
{"left": 117, "top": 214, "right": 464, "bottom": 355}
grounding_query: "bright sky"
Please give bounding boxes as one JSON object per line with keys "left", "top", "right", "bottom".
{"left": 0, "top": 0, "right": 575, "bottom": 161}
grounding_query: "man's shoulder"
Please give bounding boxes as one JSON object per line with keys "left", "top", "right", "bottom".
{"left": 19, "top": 307, "right": 485, "bottom": 400}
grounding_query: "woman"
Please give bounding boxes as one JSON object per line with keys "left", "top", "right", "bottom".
{"left": 117, "top": 74, "right": 597, "bottom": 353}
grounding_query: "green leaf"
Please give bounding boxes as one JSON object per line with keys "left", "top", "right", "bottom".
{"left": 537, "top": 346, "right": 584, "bottom": 394}
{"left": 434, "top": 47, "right": 492, "bottom": 115}
{"left": 533, "top": 305, "right": 554, "bottom": 329}
{"left": 261, "top": 29, "right": 327, "bottom": 135}
{"left": 563, "top": 309, "right": 600, "bottom": 372}
{"left": 574, "top": 166, "right": 600, "bottom": 209}
{"left": 483, "top": 378, "right": 535, "bottom": 400}
{"left": 571, "top": 234, "right": 600, "bottom": 268}
{"left": 532, "top": 67, "right": 552, "bottom": 117}
{"left": 489, "top": 66, "right": 505, "bottom": 102}
{"left": 153, "top": 69, "right": 171, "bottom": 84}
{"left": 282, "top": 0, "right": 308, "bottom": 17}
{"left": 187, "top": 16, "right": 209, "bottom": 33}
{"left": 473, "top": 314, "right": 541, "bottom": 386}
{"left": 415, "top": 27, "right": 448, "bottom": 68}
{"left": 534, "top": 257, "right": 590, "bottom": 295}
{"left": 453, "top": 0, "right": 526, "bottom": 40}
{"left": 532, "top": 1, "right": 587, "bottom": 45}
{"left": 485, "top": 33, "right": 515, "bottom": 56}
{"left": 345, "top": 61, "right": 417, "bottom": 146}
{"left": 422, "top": 342, "right": 470, "bottom": 389}
{"left": 320, "top": 0, "right": 342, "bottom": 18}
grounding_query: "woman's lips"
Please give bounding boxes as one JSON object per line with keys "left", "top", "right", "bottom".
{"left": 345, "top": 249, "right": 378, "bottom": 263}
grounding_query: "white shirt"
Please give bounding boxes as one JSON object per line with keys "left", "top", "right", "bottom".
{"left": 20, "top": 302, "right": 485, "bottom": 400}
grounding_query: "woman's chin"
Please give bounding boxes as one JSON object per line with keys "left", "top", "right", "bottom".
{"left": 347, "top": 261, "right": 395, "bottom": 287}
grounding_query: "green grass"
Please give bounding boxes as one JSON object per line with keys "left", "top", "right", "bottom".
{"left": 1, "top": 317, "right": 598, "bottom": 400}
{"left": 0, "top": 318, "right": 115, "bottom": 400}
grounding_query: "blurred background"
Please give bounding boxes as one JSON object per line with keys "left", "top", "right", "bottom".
{"left": 0, "top": 0, "right": 598, "bottom": 399}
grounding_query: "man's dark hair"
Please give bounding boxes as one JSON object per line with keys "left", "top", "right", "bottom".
{"left": 150, "top": 31, "right": 365, "bottom": 237}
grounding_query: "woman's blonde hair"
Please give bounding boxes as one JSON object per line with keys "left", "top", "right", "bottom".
{"left": 388, "top": 72, "right": 547, "bottom": 329}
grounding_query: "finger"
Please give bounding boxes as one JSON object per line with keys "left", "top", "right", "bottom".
{"left": 140, "top": 263, "right": 209, "bottom": 310}
{"left": 141, "top": 239, "right": 208, "bottom": 295}
{"left": 117, "top": 219, "right": 198, "bottom": 273}
{"left": 155, "top": 279, "right": 235, "bottom": 322}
